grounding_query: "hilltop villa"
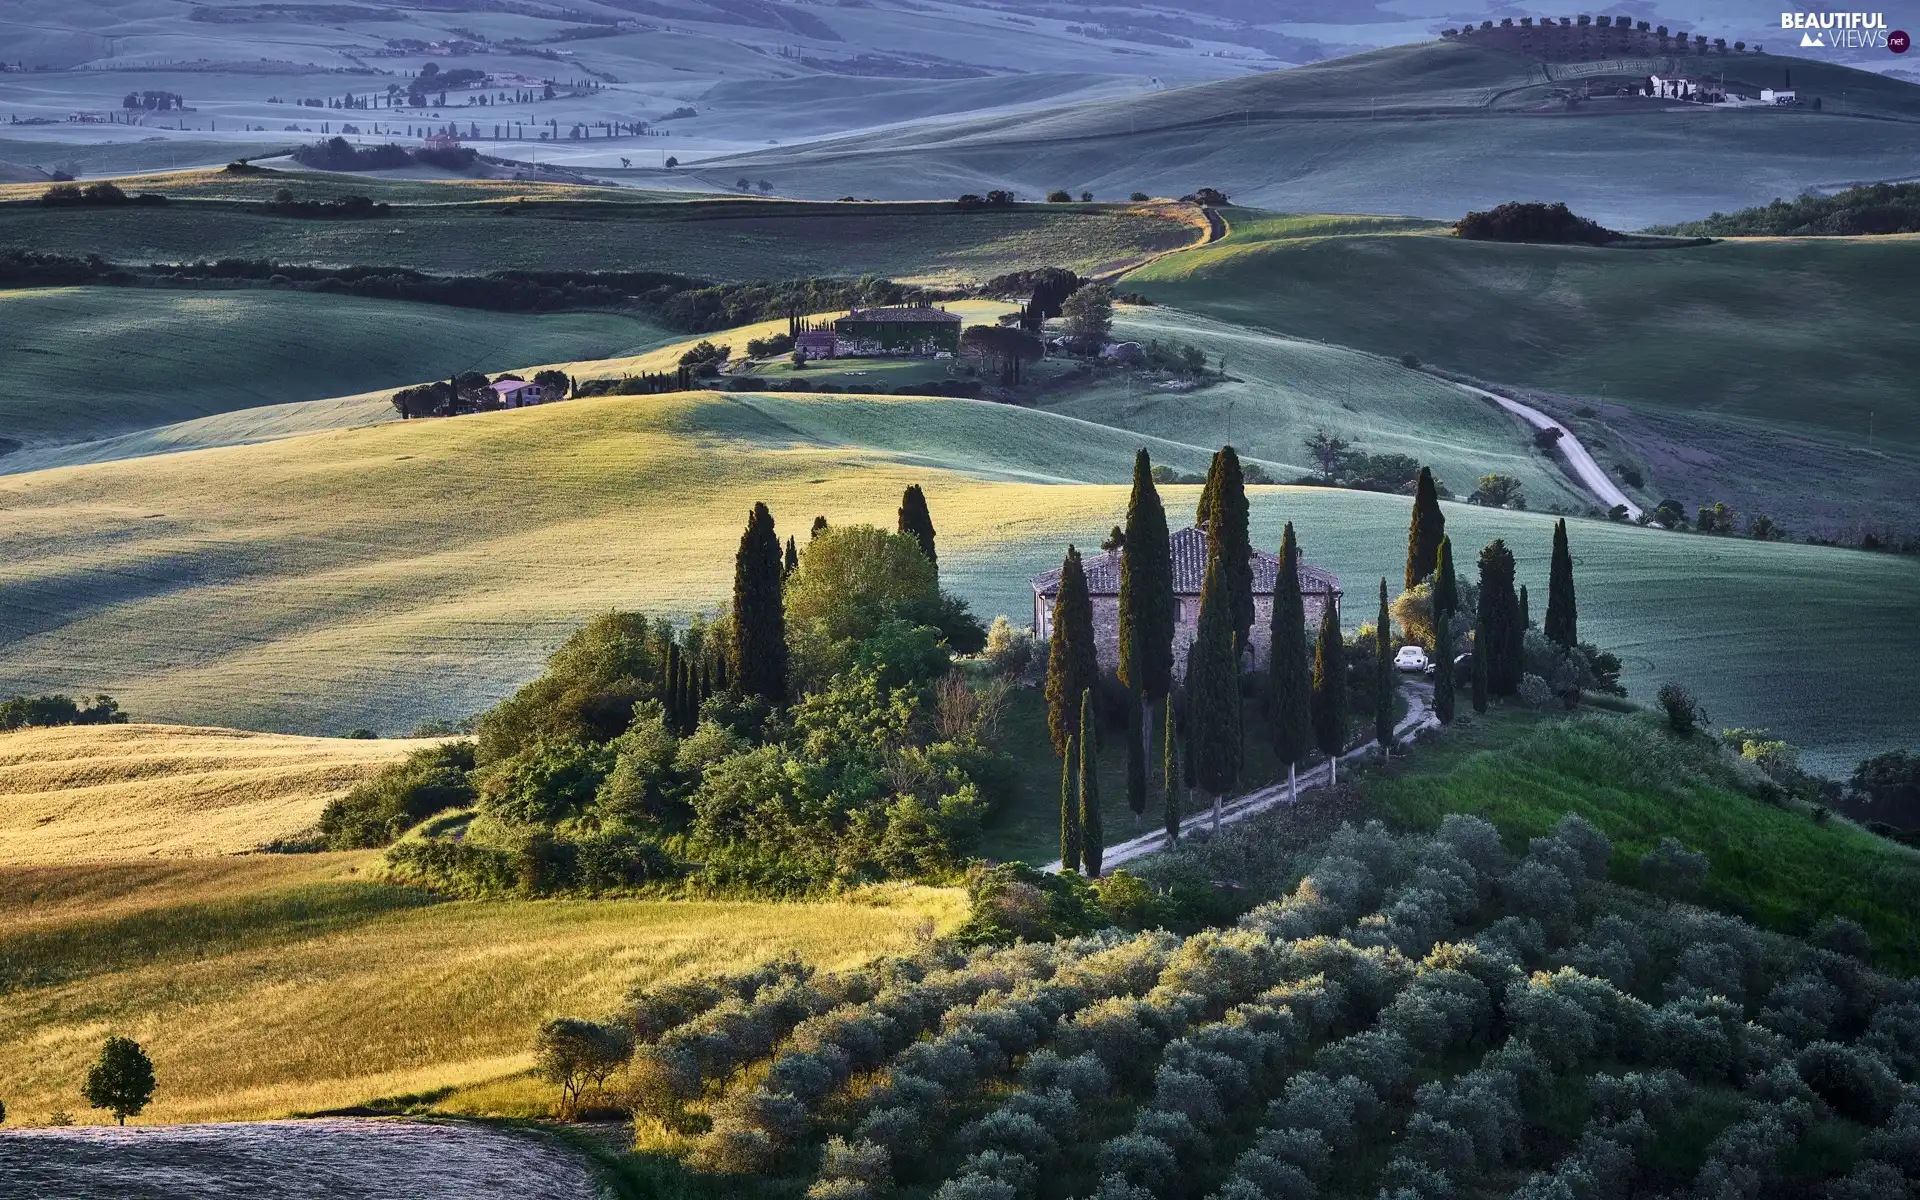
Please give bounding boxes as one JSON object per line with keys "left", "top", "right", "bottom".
{"left": 489, "top": 379, "right": 548, "bottom": 408}
{"left": 796, "top": 305, "right": 963, "bottom": 359}
{"left": 1031, "top": 526, "right": 1342, "bottom": 678}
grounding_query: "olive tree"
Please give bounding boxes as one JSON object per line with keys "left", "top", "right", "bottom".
{"left": 534, "top": 1017, "right": 633, "bottom": 1119}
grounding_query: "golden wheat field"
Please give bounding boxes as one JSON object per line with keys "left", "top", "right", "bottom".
{"left": 0, "top": 724, "right": 436, "bottom": 864}
{"left": 0, "top": 835, "right": 964, "bottom": 1124}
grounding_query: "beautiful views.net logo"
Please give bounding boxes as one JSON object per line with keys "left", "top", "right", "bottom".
{"left": 1780, "top": 11, "right": 1900, "bottom": 49}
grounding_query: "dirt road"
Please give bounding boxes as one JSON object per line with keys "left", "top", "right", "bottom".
{"left": 1454, "top": 382, "right": 1642, "bottom": 520}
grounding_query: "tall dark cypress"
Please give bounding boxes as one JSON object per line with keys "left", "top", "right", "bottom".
{"left": 1546, "top": 518, "right": 1578, "bottom": 649}
{"left": 1119, "top": 449, "right": 1174, "bottom": 826}
{"left": 1476, "top": 539, "right": 1522, "bottom": 697}
{"left": 1079, "top": 689, "right": 1103, "bottom": 878}
{"left": 810, "top": 515, "right": 828, "bottom": 539}
{"left": 1162, "top": 699, "right": 1180, "bottom": 844}
{"left": 1209, "top": 447, "right": 1255, "bottom": 652}
{"left": 1310, "top": 598, "right": 1347, "bottom": 784}
{"left": 1432, "top": 535, "right": 1459, "bottom": 621}
{"left": 698, "top": 659, "right": 713, "bottom": 716}
{"left": 1267, "top": 523, "right": 1313, "bottom": 797}
{"left": 1045, "top": 547, "right": 1099, "bottom": 758}
{"left": 784, "top": 535, "right": 798, "bottom": 577}
{"left": 664, "top": 642, "right": 683, "bottom": 730}
{"left": 1060, "top": 731, "right": 1082, "bottom": 873}
{"left": 731, "top": 502, "right": 787, "bottom": 705}
{"left": 1406, "top": 466, "right": 1446, "bottom": 589}
{"left": 1374, "top": 578, "right": 1395, "bottom": 750}
{"left": 1188, "top": 550, "right": 1241, "bottom": 828}
{"left": 1520, "top": 584, "right": 1531, "bottom": 631}
{"left": 1433, "top": 536, "right": 1457, "bottom": 724}
{"left": 897, "top": 484, "right": 937, "bottom": 568}
{"left": 1471, "top": 616, "right": 1490, "bottom": 714}
{"left": 1195, "top": 449, "right": 1222, "bottom": 528}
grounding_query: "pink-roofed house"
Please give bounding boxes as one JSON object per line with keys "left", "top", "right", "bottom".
{"left": 490, "top": 379, "right": 546, "bottom": 408}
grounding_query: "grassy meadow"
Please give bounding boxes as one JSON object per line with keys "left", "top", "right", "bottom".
{"left": 0, "top": 389, "right": 1911, "bottom": 770}
{"left": 0, "top": 724, "right": 434, "bottom": 864}
{"left": 1364, "top": 707, "right": 1920, "bottom": 972}
{"left": 0, "top": 288, "right": 672, "bottom": 451}
{"left": 0, "top": 189, "right": 1204, "bottom": 283}
{"left": 0, "top": 840, "right": 963, "bottom": 1124}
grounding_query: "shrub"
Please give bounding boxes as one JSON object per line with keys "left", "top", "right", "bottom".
{"left": 818, "top": 1137, "right": 892, "bottom": 1188}
{"left": 1130, "top": 191, "right": 1151, "bottom": 201}
{"left": 1796, "top": 1042, "right": 1903, "bottom": 1124}
{"left": 1639, "top": 837, "right": 1708, "bottom": 900}
{"left": 319, "top": 741, "right": 477, "bottom": 848}
{"left": 934, "top": 1176, "right": 1018, "bottom": 1200}
{"left": 1047, "top": 190, "right": 1074, "bottom": 203}
{"left": 984, "top": 616, "right": 1034, "bottom": 677}
{"left": 1097, "top": 1133, "right": 1180, "bottom": 1189}
{"left": 1657, "top": 682, "right": 1699, "bottom": 735}
{"left": 1517, "top": 673, "right": 1554, "bottom": 711}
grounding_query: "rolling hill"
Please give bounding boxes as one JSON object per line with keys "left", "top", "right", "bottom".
{"left": 0, "top": 388, "right": 1910, "bottom": 773}
{"left": 1125, "top": 218, "right": 1920, "bottom": 536}
{"left": 688, "top": 42, "right": 1920, "bottom": 228}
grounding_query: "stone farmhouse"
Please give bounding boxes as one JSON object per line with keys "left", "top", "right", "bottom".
{"left": 1031, "top": 526, "right": 1342, "bottom": 678}
{"left": 489, "top": 379, "right": 548, "bottom": 408}
{"left": 797, "top": 305, "right": 962, "bottom": 359}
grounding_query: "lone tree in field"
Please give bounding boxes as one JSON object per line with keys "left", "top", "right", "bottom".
{"left": 1079, "top": 688, "right": 1103, "bottom": 878}
{"left": 82, "top": 1036, "right": 154, "bottom": 1126}
{"left": 1045, "top": 546, "right": 1099, "bottom": 758}
{"left": 1476, "top": 539, "right": 1523, "bottom": 696}
{"left": 1267, "top": 523, "right": 1313, "bottom": 798}
{"left": 1374, "top": 578, "right": 1395, "bottom": 751}
{"left": 1060, "top": 727, "right": 1082, "bottom": 872}
{"left": 1406, "top": 466, "right": 1446, "bottom": 588}
{"left": 1433, "top": 536, "right": 1458, "bottom": 724}
{"left": 1310, "top": 599, "right": 1348, "bottom": 784}
{"left": 897, "top": 484, "right": 937, "bottom": 569}
{"left": 1119, "top": 450, "right": 1174, "bottom": 829}
{"left": 1187, "top": 539, "right": 1242, "bottom": 830}
{"left": 731, "top": 502, "right": 787, "bottom": 705}
{"left": 1546, "top": 518, "right": 1577, "bottom": 649}
{"left": 535, "top": 1017, "right": 633, "bottom": 1121}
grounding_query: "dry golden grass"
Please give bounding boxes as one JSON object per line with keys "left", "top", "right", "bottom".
{"left": 0, "top": 724, "right": 435, "bottom": 865}
{"left": 0, "top": 848, "right": 964, "bottom": 1125}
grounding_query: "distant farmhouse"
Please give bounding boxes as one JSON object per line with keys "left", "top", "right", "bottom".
{"left": 1032, "top": 526, "right": 1342, "bottom": 678}
{"left": 794, "top": 305, "right": 963, "bottom": 359}
{"left": 1649, "top": 74, "right": 1728, "bottom": 102}
{"left": 489, "top": 379, "right": 548, "bottom": 408}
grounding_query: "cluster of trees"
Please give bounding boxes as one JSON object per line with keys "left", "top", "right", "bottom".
{"left": 1654, "top": 184, "right": 1920, "bottom": 238}
{"left": 0, "top": 693, "right": 127, "bottom": 732}
{"left": 342, "top": 490, "right": 997, "bottom": 897}
{"left": 531, "top": 799, "right": 1920, "bottom": 1200}
{"left": 1456, "top": 202, "right": 1621, "bottom": 246}
{"left": 120, "top": 90, "right": 184, "bottom": 111}
{"left": 40, "top": 182, "right": 165, "bottom": 207}
{"left": 290, "top": 137, "right": 414, "bottom": 171}
{"left": 1298, "top": 430, "right": 1478, "bottom": 501}
{"left": 576, "top": 367, "right": 697, "bottom": 397}
{"left": 389, "top": 369, "right": 571, "bottom": 419}
{"left": 955, "top": 191, "right": 1019, "bottom": 211}
{"left": 261, "top": 188, "right": 390, "bottom": 219}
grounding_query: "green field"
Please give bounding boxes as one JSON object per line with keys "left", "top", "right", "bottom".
{"left": 0, "top": 190, "right": 1204, "bottom": 282}
{"left": 690, "top": 43, "right": 1920, "bottom": 229}
{"left": 0, "top": 288, "right": 672, "bottom": 452}
{"left": 1127, "top": 221, "right": 1920, "bottom": 535}
{"left": 0, "top": 389, "right": 1910, "bottom": 772}
{"left": 1365, "top": 707, "right": 1920, "bottom": 970}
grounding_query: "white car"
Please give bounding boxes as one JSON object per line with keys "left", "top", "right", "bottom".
{"left": 1394, "top": 645, "right": 1430, "bottom": 672}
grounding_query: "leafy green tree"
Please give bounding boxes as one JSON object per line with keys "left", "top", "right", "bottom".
{"left": 1476, "top": 540, "right": 1523, "bottom": 696}
{"left": 535, "top": 1018, "right": 633, "bottom": 1121}
{"left": 731, "top": 502, "right": 787, "bottom": 705}
{"left": 1187, "top": 550, "right": 1241, "bottom": 828}
{"left": 785, "top": 525, "right": 981, "bottom": 687}
{"left": 1267, "top": 523, "right": 1313, "bottom": 797}
{"left": 1060, "top": 730, "right": 1082, "bottom": 872}
{"left": 1061, "top": 282, "right": 1115, "bottom": 345}
{"left": 1406, "top": 466, "right": 1446, "bottom": 588}
{"left": 1310, "top": 600, "right": 1348, "bottom": 783}
{"left": 1080, "top": 689, "right": 1103, "bottom": 878}
{"left": 1374, "top": 579, "right": 1395, "bottom": 751}
{"left": 897, "top": 484, "right": 937, "bottom": 568}
{"left": 82, "top": 1036, "right": 154, "bottom": 1125}
{"left": 1119, "top": 449, "right": 1174, "bottom": 827}
{"left": 1546, "top": 518, "right": 1577, "bottom": 648}
{"left": 1045, "top": 547, "right": 1099, "bottom": 759}
{"left": 1304, "top": 430, "right": 1350, "bottom": 482}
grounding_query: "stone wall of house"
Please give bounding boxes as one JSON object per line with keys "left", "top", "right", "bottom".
{"left": 1086, "top": 591, "right": 1335, "bottom": 679}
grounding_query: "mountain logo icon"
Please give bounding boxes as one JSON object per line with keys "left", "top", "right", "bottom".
{"left": 1801, "top": 30, "right": 1826, "bottom": 47}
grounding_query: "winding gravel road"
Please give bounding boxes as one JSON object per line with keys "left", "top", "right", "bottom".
{"left": 1453, "top": 382, "right": 1642, "bottom": 521}
{"left": 1049, "top": 681, "right": 1440, "bottom": 874}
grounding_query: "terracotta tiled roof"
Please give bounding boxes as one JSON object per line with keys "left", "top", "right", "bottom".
{"left": 1032, "top": 526, "right": 1340, "bottom": 598}
{"left": 835, "top": 305, "right": 962, "bottom": 325}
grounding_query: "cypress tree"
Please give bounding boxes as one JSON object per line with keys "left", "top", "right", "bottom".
{"left": 1310, "top": 598, "right": 1347, "bottom": 784}
{"left": 1374, "top": 578, "right": 1395, "bottom": 751}
{"left": 1188, "top": 553, "right": 1241, "bottom": 830}
{"left": 1433, "top": 535, "right": 1459, "bottom": 621}
{"left": 731, "top": 502, "right": 787, "bottom": 705}
{"left": 1471, "top": 614, "right": 1490, "bottom": 714}
{"left": 698, "top": 659, "right": 713, "bottom": 716}
{"left": 897, "top": 484, "right": 937, "bottom": 568}
{"left": 1546, "top": 518, "right": 1577, "bottom": 649}
{"left": 1406, "top": 466, "right": 1446, "bottom": 589}
{"left": 1045, "top": 547, "right": 1099, "bottom": 758}
{"left": 784, "top": 535, "right": 798, "bottom": 577}
{"left": 1060, "top": 731, "right": 1082, "bottom": 872}
{"left": 1162, "top": 699, "right": 1180, "bottom": 844}
{"left": 1196, "top": 448, "right": 1222, "bottom": 528}
{"left": 1267, "top": 522, "right": 1313, "bottom": 798}
{"left": 810, "top": 515, "right": 828, "bottom": 539}
{"left": 664, "top": 643, "right": 683, "bottom": 730}
{"left": 1080, "top": 688, "right": 1103, "bottom": 878}
{"left": 1208, "top": 446, "right": 1255, "bottom": 652}
{"left": 1476, "top": 539, "right": 1522, "bottom": 696}
{"left": 1433, "top": 594, "right": 1455, "bottom": 724}
{"left": 1118, "top": 449, "right": 1174, "bottom": 826}
{"left": 1520, "top": 584, "right": 1531, "bottom": 631}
